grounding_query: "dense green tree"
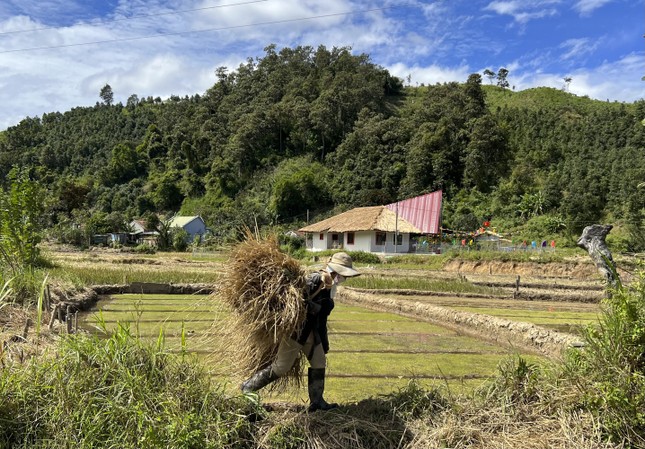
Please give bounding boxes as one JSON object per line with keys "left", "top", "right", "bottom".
{"left": 496, "top": 68, "right": 510, "bottom": 89}
{"left": 269, "top": 157, "right": 332, "bottom": 220}
{"left": 106, "top": 143, "right": 141, "bottom": 184}
{"left": 100, "top": 84, "right": 114, "bottom": 106}
{"left": 149, "top": 170, "right": 183, "bottom": 212}
{"left": 0, "top": 168, "right": 46, "bottom": 270}
{"left": 329, "top": 111, "right": 408, "bottom": 206}
{"left": 462, "top": 115, "right": 509, "bottom": 192}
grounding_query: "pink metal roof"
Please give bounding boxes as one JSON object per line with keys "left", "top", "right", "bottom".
{"left": 386, "top": 190, "right": 443, "bottom": 234}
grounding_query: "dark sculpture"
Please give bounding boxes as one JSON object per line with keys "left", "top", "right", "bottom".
{"left": 577, "top": 224, "right": 619, "bottom": 288}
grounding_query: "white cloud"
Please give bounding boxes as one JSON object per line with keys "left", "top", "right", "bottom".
{"left": 560, "top": 37, "right": 599, "bottom": 61}
{"left": 484, "top": 0, "right": 560, "bottom": 23}
{"left": 507, "top": 52, "right": 645, "bottom": 102}
{"left": 387, "top": 62, "right": 471, "bottom": 86}
{"left": 573, "top": 0, "right": 614, "bottom": 15}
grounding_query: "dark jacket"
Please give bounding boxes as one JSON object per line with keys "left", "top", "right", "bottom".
{"left": 295, "top": 271, "right": 334, "bottom": 353}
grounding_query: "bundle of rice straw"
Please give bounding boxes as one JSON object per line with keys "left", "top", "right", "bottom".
{"left": 215, "top": 232, "right": 308, "bottom": 389}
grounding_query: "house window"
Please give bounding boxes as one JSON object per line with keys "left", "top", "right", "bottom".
{"left": 393, "top": 233, "right": 402, "bottom": 245}
{"left": 331, "top": 234, "right": 339, "bottom": 242}
{"left": 319, "top": 233, "right": 324, "bottom": 240}
{"left": 347, "top": 232, "right": 355, "bottom": 245}
{"left": 375, "top": 232, "right": 386, "bottom": 246}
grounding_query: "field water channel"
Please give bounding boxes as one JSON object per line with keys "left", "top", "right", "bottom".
{"left": 78, "top": 289, "right": 571, "bottom": 404}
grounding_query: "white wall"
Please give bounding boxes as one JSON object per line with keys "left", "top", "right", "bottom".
{"left": 310, "top": 232, "right": 327, "bottom": 251}
{"left": 308, "top": 231, "right": 411, "bottom": 253}
{"left": 370, "top": 232, "right": 411, "bottom": 253}
{"left": 343, "top": 231, "right": 371, "bottom": 252}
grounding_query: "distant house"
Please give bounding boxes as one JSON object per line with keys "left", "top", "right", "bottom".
{"left": 298, "top": 191, "right": 443, "bottom": 254}
{"left": 168, "top": 215, "right": 208, "bottom": 243}
{"left": 130, "top": 219, "right": 148, "bottom": 234}
{"left": 128, "top": 219, "right": 159, "bottom": 246}
{"left": 299, "top": 206, "right": 422, "bottom": 253}
{"left": 473, "top": 230, "right": 508, "bottom": 250}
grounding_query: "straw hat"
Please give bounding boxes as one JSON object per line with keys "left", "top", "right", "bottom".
{"left": 327, "top": 252, "right": 360, "bottom": 277}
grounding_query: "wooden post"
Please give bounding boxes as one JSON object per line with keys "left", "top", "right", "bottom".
{"left": 74, "top": 311, "right": 79, "bottom": 334}
{"left": 66, "top": 306, "right": 72, "bottom": 334}
{"left": 48, "top": 304, "right": 58, "bottom": 329}
{"left": 22, "top": 318, "right": 31, "bottom": 339}
{"left": 45, "top": 285, "right": 51, "bottom": 311}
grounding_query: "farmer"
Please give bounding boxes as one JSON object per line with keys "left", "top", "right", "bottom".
{"left": 241, "top": 252, "right": 360, "bottom": 411}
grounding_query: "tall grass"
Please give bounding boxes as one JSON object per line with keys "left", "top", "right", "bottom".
{"left": 0, "top": 323, "right": 258, "bottom": 449}
{"left": 345, "top": 275, "right": 504, "bottom": 295}
{"left": 47, "top": 265, "right": 220, "bottom": 286}
{"left": 0, "top": 277, "right": 12, "bottom": 311}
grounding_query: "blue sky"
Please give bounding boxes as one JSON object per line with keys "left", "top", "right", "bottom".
{"left": 0, "top": 0, "right": 642, "bottom": 130}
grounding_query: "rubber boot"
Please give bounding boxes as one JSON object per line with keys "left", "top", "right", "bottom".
{"left": 241, "top": 367, "right": 279, "bottom": 393}
{"left": 307, "top": 368, "right": 338, "bottom": 412}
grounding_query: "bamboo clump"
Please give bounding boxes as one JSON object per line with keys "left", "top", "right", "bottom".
{"left": 215, "top": 232, "right": 308, "bottom": 389}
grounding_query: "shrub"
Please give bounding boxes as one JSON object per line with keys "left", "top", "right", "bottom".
{"left": 0, "top": 168, "right": 47, "bottom": 270}
{"left": 565, "top": 268, "right": 645, "bottom": 444}
{"left": 172, "top": 228, "right": 189, "bottom": 252}
{"left": 346, "top": 251, "right": 381, "bottom": 264}
{"left": 132, "top": 243, "right": 156, "bottom": 254}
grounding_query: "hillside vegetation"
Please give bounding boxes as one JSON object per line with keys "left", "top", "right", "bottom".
{"left": 0, "top": 44, "right": 643, "bottom": 249}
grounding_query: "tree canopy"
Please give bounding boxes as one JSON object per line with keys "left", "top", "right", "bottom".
{"left": 0, "top": 44, "right": 642, "bottom": 249}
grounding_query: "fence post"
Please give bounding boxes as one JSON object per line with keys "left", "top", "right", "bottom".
{"left": 48, "top": 304, "right": 58, "bottom": 329}
{"left": 66, "top": 306, "right": 72, "bottom": 334}
{"left": 513, "top": 275, "right": 520, "bottom": 298}
{"left": 45, "top": 285, "right": 51, "bottom": 311}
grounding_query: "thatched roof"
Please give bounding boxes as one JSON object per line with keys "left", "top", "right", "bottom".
{"left": 299, "top": 206, "right": 423, "bottom": 234}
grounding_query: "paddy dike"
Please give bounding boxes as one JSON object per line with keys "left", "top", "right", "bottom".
{"left": 338, "top": 288, "right": 583, "bottom": 360}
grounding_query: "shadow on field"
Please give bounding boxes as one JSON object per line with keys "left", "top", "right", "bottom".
{"left": 258, "top": 384, "right": 446, "bottom": 449}
{"left": 258, "top": 397, "right": 411, "bottom": 449}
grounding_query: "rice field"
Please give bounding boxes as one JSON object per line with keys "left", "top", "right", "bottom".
{"left": 81, "top": 293, "right": 542, "bottom": 404}
{"left": 385, "top": 293, "right": 601, "bottom": 334}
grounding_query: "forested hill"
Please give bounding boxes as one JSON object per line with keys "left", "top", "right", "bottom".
{"left": 0, "top": 45, "right": 643, "bottom": 249}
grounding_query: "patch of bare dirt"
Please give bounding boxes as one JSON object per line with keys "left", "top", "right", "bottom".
{"left": 443, "top": 259, "right": 601, "bottom": 279}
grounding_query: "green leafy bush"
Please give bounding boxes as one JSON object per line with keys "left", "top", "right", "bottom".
{"left": 346, "top": 251, "right": 381, "bottom": 264}
{"left": 172, "top": 228, "right": 189, "bottom": 252}
{"left": 0, "top": 168, "right": 46, "bottom": 271}
{"left": 132, "top": 243, "right": 156, "bottom": 254}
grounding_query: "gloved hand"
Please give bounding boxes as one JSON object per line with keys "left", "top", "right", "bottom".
{"left": 305, "top": 299, "right": 322, "bottom": 315}
{"left": 321, "top": 271, "right": 333, "bottom": 289}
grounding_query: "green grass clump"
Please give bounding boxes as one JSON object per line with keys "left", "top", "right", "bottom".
{"left": 0, "top": 324, "right": 257, "bottom": 449}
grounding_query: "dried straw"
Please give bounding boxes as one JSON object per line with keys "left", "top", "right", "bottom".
{"left": 215, "top": 232, "right": 308, "bottom": 389}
